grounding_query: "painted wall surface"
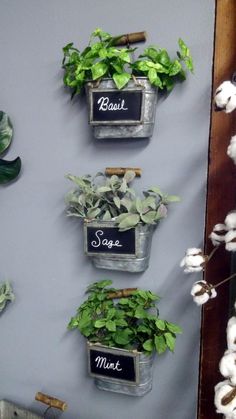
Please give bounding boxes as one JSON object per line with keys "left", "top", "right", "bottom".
{"left": 0, "top": 1, "right": 215, "bottom": 418}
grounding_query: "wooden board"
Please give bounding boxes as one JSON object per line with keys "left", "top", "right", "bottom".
{"left": 198, "top": 1, "right": 236, "bottom": 417}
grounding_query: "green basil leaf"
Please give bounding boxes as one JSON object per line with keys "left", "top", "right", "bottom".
{"left": 169, "top": 60, "right": 182, "bottom": 76}
{"left": 164, "top": 332, "right": 176, "bottom": 352}
{"left": 166, "top": 322, "right": 182, "bottom": 334}
{"left": 143, "top": 339, "right": 154, "bottom": 353}
{"left": 155, "top": 319, "right": 166, "bottom": 331}
{"left": 113, "top": 72, "right": 131, "bottom": 90}
{"left": 158, "top": 49, "right": 171, "bottom": 66}
{"left": 94, "top": 319, "right": 106, "bottom": 328}
{"left": 148, "top": 68, "right": 158, "bottom": 85}
{"left": 91, "top": 62, "right": 108, "bottom": 80}
{"left": 154, "top": 335, "right": 167, "bottom": 354}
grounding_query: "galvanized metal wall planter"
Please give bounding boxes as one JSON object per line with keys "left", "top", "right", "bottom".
{"left": 85, "top": 77, "right": 158, "bottom": 139}
{"left": 87, "top": 342, "right": 154, "bottom": 396}
{"left": 84, "top": 219, "right": 155, "bottom": 272}
{"left": 0, "top": 394, "right": 68, "bottom": 418}
{"left": 0, "top": 400, "right": 42, "bottom": 419}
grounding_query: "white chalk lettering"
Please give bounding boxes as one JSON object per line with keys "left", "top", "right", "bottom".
{"left": 97, "top": 96, "right": 128, "bottom": 112}
{"left": 95, "top": 356, "right": 122, "bottom": 371}
{"left": 91, "top": 230, "right": 122, "bottom": 249}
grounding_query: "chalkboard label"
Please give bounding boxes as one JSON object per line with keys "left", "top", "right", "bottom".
{"left": 88, "top": 344, "right": 139, "bottom": 384}
{"left": 89, "top": 89, "right": 143, "bottom": 124}
{"left": 84, "top": 222, "right": 136, "bottom": 257}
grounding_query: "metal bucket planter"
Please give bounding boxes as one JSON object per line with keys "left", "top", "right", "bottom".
{"left": 85, "top": 77, "right": 158, "bottom": 139}
{"left": 0, "top": 400, "right": 42, "bottom": 418}
{"left": 87, "top": 342, "right": 154, "bottom": 396}
{"left": 84, "top": 219, "right": 155, "bottom": 272}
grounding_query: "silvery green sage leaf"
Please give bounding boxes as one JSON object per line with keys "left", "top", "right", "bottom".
{"left": 0, "top": 281, "right": 14, "bottom": 313}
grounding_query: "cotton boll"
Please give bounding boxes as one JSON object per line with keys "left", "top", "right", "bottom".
{"left": 182, "top": 265, "right": 204, "bottom": 273}
{"left": 225, "top": 230, "right": 236, "bottom": 251}
{"left": 181, "top": 247, "right": 202, "bottom": 256}
{"left": 226, "top": 96, "right": 236, "bottom": 113}
{"left": 180, "top": 248, "right": 205, "bottom": 273}
{"left": 219, "top": 351, "right": 236, "bottom": 384}
{"left": 215, "top": 81, "right": 236, "bottom": 113}
{"left": 226, "top": 95, "right": 236, "bottom": 113}
{"left": 191, "top": 280, "right": 217, "bottom": 305}
{"left": 227, "top": 317, "right": 236, "bottom": 351}
{"left": 227, "top": 136, "right": 236, "bottom": 164}
{"left": 214, "top": 380, "right": 236, "bottom": 416}
{"left": 225, "top": 211, "right": 236, "bottom": 230}
{"left": 209, "top": 223, "right": 227, "bottom": 246}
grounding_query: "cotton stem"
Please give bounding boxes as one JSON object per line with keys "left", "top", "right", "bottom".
{"left": 210, "top": 272, "right": 236, "bottom": 290}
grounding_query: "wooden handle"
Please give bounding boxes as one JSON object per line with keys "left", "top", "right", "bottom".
{"left": 35, "top": 392, "right": 68, "bottom": 411}
{"left": 107, "top": 288, "right": 137, "bottom": 299}
{"left": 114, "top": 31, "right": 147, "bottom": 46}
{"left": 105, "top": 167, "right": 142, "bottom": 177}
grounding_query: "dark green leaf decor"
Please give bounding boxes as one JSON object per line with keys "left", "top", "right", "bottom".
{"left": 0, "top": 111, "right": 21, "bottom": 184}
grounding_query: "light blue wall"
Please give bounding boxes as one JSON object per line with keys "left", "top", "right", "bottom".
{"left": 0, "top": 1, "right": 215, "bottom": 418}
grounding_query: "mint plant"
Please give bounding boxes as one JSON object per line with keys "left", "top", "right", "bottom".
{"left": 68, "top": 280, "right": 182, "bottom": 356}
{"left": 62, "top": 28, "right": 193, "bottom": 97}
{"left": 65, "top": 170, "right": 179, "bottom": 231}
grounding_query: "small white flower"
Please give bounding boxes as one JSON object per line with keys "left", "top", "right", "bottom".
{"left": 228, "top": 135, "right": 236, "bottom": 164}
{"left": 227, "top": 317, "right": 236, "bottom": 352}
{"left": 209, "top": 223, "right": 227, "bottom": 246}
{"left": 220, "top": 351, "right": 236, "bottom": 385}
{"left": 225, "top": 211, "right": 236, "bottom": 230}
{"left": 225, "top": 230, "right": 236, "bottom": 251}
{"left": 215, "top": 380, "right": 236, "bottom": 416}
{"left": 191, "top": 280, "right": 217, "bottom": 305}
{"left": 215, "top": 81, "right": 236, "bottom": 113}
{"left": 180, "top": 248, "right": 206, "bottom": 273}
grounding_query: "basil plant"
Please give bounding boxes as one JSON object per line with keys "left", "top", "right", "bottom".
{"left": 62, "top": 28, "right": 193, "bottom": 97}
